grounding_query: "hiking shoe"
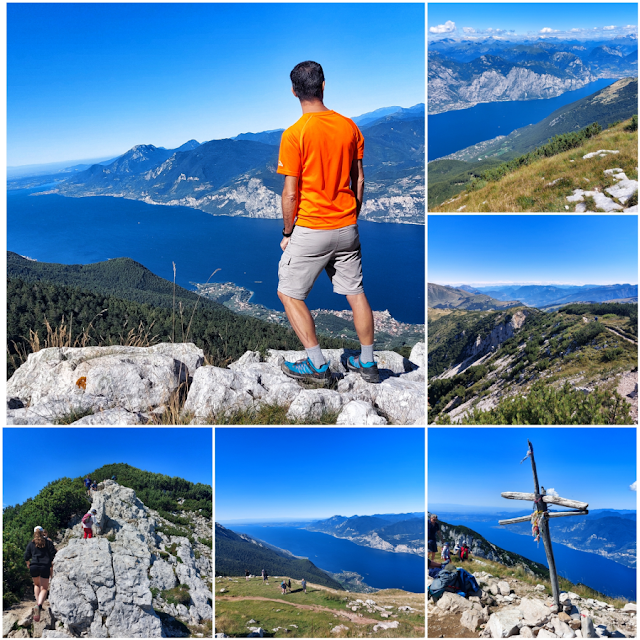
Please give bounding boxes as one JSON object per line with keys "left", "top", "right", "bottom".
{"left": 281, "top": 357, "right": 332, "bottom": 386}
{"left": 346, "top": 355, "right": 380, "bottom": 383}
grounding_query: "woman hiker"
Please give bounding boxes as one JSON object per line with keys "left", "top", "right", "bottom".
{"left": 24, "top": 526, "right": 56, "bottom": 622}
{"left": 82, "top": 509, "right": 98, "bottom": 539}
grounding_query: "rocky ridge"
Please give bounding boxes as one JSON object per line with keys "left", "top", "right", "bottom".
{"left": 6, "top": 342, "right": 425, "bottom": 425}
{"left": 428, "top": 570, "right": 636, "bottom": 638}
{"left": 3, "top": 480, "right": 212, "bottom": 638}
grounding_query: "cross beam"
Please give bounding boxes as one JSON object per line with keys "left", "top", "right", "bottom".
{"left": 500, "top": 440, "right": 589, "bottom": 610}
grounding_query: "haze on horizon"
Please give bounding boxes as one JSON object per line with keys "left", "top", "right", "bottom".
{"left": 428, "top": 216, "right": 638, "bottom": 286}
{"left": 215, "top": 428, "right": 425, "bottom": 522}
{"left": 8, "top": 3, "right": 424, "bottom": 166}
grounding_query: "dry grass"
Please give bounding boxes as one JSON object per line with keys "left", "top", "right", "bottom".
{"left": 432, "top": 119, "right": 638, "bottom": 212}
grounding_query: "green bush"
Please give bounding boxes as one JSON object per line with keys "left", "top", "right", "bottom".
{"left": 438, "top": 382, "right": 633, "bottom": 425}
{"left": 601, "top": 347, "right": 624, "bottom": 362}
{"left": 198, "top": 537, "right": 213, "bottom": 549}
{"left": 625, "top": 114, "right": 638, "bottom": 132}
{"left": 161, "top": 583, "right": 191, "bottom": 606}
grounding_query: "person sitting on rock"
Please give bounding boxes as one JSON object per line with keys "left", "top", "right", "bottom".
{"left": 91, "top": 480, "right": 98, "bottom": 492}
{"left": 24, "top": 526, "right": 56, "bottom": 622}
{"left": 82, "top": 509, "right": 98, "bottom": 540}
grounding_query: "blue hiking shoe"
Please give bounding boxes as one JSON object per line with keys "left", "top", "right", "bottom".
{"left": 281, "top": 357, "right": 332, "bottom": 386}
{"left": 346, "top": 355, "right": 380, "bottom": 383}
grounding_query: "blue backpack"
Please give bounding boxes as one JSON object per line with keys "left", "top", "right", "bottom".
{"left": 428, "top": 569, "right": 461, "bottom": 602}
{"left": 457, "top": 568, "right": 480, "bottom": 595}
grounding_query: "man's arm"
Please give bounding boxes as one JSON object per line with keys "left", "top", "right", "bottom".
{"left": 350, "top": 158, "right": 365, "bottom": 217}
{"left": 280, "top": 175, "right": 299, "bottom": 251}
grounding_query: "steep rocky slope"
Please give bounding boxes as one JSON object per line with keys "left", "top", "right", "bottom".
{"left": 428, "top": 305, "right": 637, "bottom": 424}
{"left": 3, "top": 480, "right": 212, "bottom": 638}
{"left": 6, "top": 342, "right": 424, "bottom": 425}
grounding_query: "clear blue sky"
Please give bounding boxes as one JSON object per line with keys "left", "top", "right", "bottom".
{"left": 429, "top": 428, "right": 637, "bottom": 510}
{"left": 428, "top": 215, "right": 638, "bottom": 285}
{"left": 8, "top": 3, "right": 424, "bottom": 166}
{"left": 2, "top": 428, "right": 212, "bottom": 507}
{"left": 215, "top": 428, "right": 425, "bottom": 521}
{"left": 428, "top": 3, "right": 638, "bottom": 40}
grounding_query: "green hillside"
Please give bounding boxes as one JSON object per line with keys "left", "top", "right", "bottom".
{"left": 431, "top": 117, "right": 638, "bottom": 212}
{"left": 215, "top": 524, "right": 343, "bottom": 590}
{"left": 7, "top": 276, "right": 357, "bottom": 379}
{"left": 429, "top": 81, "right": 639, "bottom": 209}
{"left": 428, "top": 304, "right": 637, "bottom": 424}
{"left": 3, "top": 464, "right": 212, "bottom": 607}
{"left": 7, "top": 251, "right": 223, "bottom": 310}
{"left": 428, "top": 283, "right": 521, "bottom": 311}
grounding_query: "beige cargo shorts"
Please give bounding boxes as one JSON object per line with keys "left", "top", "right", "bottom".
{"left": 277, "top": 224, "right": 364, "bottom": 300}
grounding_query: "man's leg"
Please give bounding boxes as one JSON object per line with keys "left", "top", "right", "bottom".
{"left": 346, "top": 292, "right": 374, "bottom": 357}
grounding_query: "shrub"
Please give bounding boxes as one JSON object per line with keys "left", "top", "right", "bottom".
{"left": 601, "top": 347, "right": 624, "bottom": 362}
{"left": 625, "top": 114, "right": 638, "bottom": 132}
{"left": 161, "top": 583, "right": 191, "bottom": 606}
{"left": 198, "top": 537, "right": 212, "bottom": 548}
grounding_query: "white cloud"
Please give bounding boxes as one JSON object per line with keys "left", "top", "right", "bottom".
{"left": 631, "top": 481, "right": 637, "bottom": 492}
{"left": 430, "top": 20, "right": 456, "bottom": 34}
{"left": 463, "top": 27, "right": 476, "bottom": 34}
{"left": 540, "top": 27, "right": 557, "bottom": 34}
{"left": 546, "top": 488, "right": 559, "bottom": 497}
{"left": 603, "top": 25, "right": 616, "bottom": 31}
{"left": 570, "top": 28, "right": 583, "bottom": 33}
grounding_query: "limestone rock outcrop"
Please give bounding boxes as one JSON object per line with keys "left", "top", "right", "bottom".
{"left": 45, "top": 479, "right": 211, "bottom": 637}
{"left": 7, "top": 342, "right": 424, "bottom": 425}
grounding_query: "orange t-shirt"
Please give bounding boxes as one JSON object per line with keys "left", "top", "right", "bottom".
{"left": 277, "top": 110, "right": 364, "bottom": 230}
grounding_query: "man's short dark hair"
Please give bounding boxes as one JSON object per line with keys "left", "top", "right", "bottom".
{"left": 290, "top": 61, "right": 325, "bottom": 101}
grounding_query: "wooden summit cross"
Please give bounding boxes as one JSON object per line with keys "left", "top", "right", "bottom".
{"left": 498, "top": 439, "right": 589, "bottom": 610}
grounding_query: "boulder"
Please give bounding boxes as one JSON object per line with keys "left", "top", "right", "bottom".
{"left": 518, "top": 597, "right": 552, "bottom": 627}
{"left": 7, "top": 345, "right": 201, "bottom": 418}
{"left": 150, "top": 558, "right": 178, "bottom": 591}
{"left": 286, "top": 389, "right": 344, "bottom": 422}
{"left": 7, "top": 629, "right": 29, "bottom": 638}
{"left": 182, "top": 366, "right": 265, "bottom": 421}
{"left": 622, "top": 604, "right": 637, "bottom": 613}
{"left": 553, "top": 617, "right": 576, "bottom": 638}
{"left": 70, "top": 408, "right": 148, "bottom": 425}
{"left": 42, "top": 632, "right": 74, "bottom": 638}
{"left": 520, "top": 627, "right": 534, "bottom": 638}
{"left": 373, "top": 377, "right": 425, "bottom": 424}
{"left": 247, "top": 628, "right": 265, "bottom": 638}
{"left": 488, "top": 609, "right": 523, "bottom": 637}
{"left": 461, "top": 609, "right": 487, "bottom": 631}
{"left": 336, "top": 400, "right": 387, "bottom": 425}
{"left": 498, "top": 581, "right": 512, "bottom": 596}
{"left": 536, "top": 584, "right": 547, "bottom": 592}
{"left": 3, "top": 612, "right": 19, "bottom": 637}
{"left": 372, "top": 621, "right": 399, "bottom": 632}
{"left": 436, "top": 592, "right": 474, "bottom": 614}
{"left": 331, "top": 625, "right": 349, "bottom": 633}
{"left": 537, "top": 631, "right": 558, "bottom": 638}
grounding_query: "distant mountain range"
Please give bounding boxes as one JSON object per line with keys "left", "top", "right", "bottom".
{"left": 13, "top": 104, "right": 424, "bottom": 225}
{"left": 475, "top": 283, "right": 639, "bottom": 308}
{"left": 305, "top": 512, "right": 425, "bottom": 556}
{"left": 440, "top": 77, "right": 638, "bottom": 163}
{"left": 429, "top": 36, "right": 638, "bottom": 113}
{"left": 214, "top": 523, "right": 343, "bottom": 589}
{"left": 437, "top": 509, "right": 637, "bottom": 569}
{"left": 428, "top": 283, "right": 522, "bottom": 310}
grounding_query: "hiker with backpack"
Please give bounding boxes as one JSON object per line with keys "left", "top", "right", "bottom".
{"left": 82, "top": 509, "right": 98, "bottom": 539}
{"left": 459, "top": 543, "right": 470, "bottom": 562}
{"left": 24, "top": 526, "right": 56, "bottom": 623}
{"left": 281, "top": 580, "right": 287, "bottom": 595}
{"left": 428, "top": 514, "right": 443, "bottom": 562}
{"left": 84, "top": 477, "right": 92, "bottom": 497}
{"left": 301, "top": 578, "right": 307, "bottom": 594}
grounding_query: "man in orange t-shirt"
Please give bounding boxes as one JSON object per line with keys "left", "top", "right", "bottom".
{"left": 277, "top": 61, "right": 378, "bottom": 386}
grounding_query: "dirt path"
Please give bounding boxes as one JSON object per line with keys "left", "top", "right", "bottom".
{"left": 605, "top": 326, "right": 638, "bottom": 345}
{"left": 616, "top": 370, "right": 638, "bottom": 423}
{"left": 215, "top": 595, "right": 382, "bottom": 625}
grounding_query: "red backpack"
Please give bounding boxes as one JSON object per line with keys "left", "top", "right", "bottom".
{"left": 82, "top": 513, "right": 92, "bottom": 525}
{"left": 460, "top": 545, "right": 469, "bottom": 560}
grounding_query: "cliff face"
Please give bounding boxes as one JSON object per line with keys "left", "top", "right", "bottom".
{"left": 48, "top": 480, "right": 212, "bottom": 638}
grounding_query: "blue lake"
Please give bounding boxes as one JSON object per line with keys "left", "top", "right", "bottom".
{"left": 443, "top": 517, "right": 636, "bottom": 600}
{"left": 428, "top": 79, "right": 617, "bottom": 161}
{"left": 223, "top": 525, "right": 425, "bottom": 593}
{"left": 6, "top": 189, "right": 425, "bottom": 324}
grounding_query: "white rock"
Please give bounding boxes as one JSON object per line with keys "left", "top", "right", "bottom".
{"left": 535, "top": 585, "right": 547, "bottom": 592}
{"left": 182, "top": 366, "right": 265, "bottom": 421}
{"left": 605, "top": 179, "right": 638, "bottom": 204}
{"left": 520, "top": 627, "right": 534, "bottom": 638}
{"left": 436, "top": 592, "right": 474, "bottom": 614}
{"left": 150, "top": 558, "right": 177, "bottom": 591}
{"left": 623, "top": 603, "right": 637, "bottom": 613}
{"left": 498, "top": 581, "right": 512, "bottom": 596}
{"left": 488, "top": 609, "right": 523, "bottom": 637}
{"left": 372, "top": 620, "right": 399, "bottom": 631}
{"left": 331, "top": 624, "right": 349, "bottom": 633}
{"left": 286, "top": 389, "right": 344, "bottom": 421}
{"left": 518, "top": 597, "right": 551, "bottom": 627}
{"left": 373, "top": 377, "right": 425, "bottom": 424}
{"left": 228, "top": 350, "right": 261, "bottom": 370}
{"left": 461, "top": 609, "right": 487, "bottom": 631}
{"left": 70, "top": 408, "right": 148, "bottom": 425}
{"left": 538, "top": 631, "right": 559, "bottom": 638}
{"left": 336, "top": 400, "right": 387, "bottom": 425}
{"left": 583, "top": 150, "right": 620, "bottom": 159}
